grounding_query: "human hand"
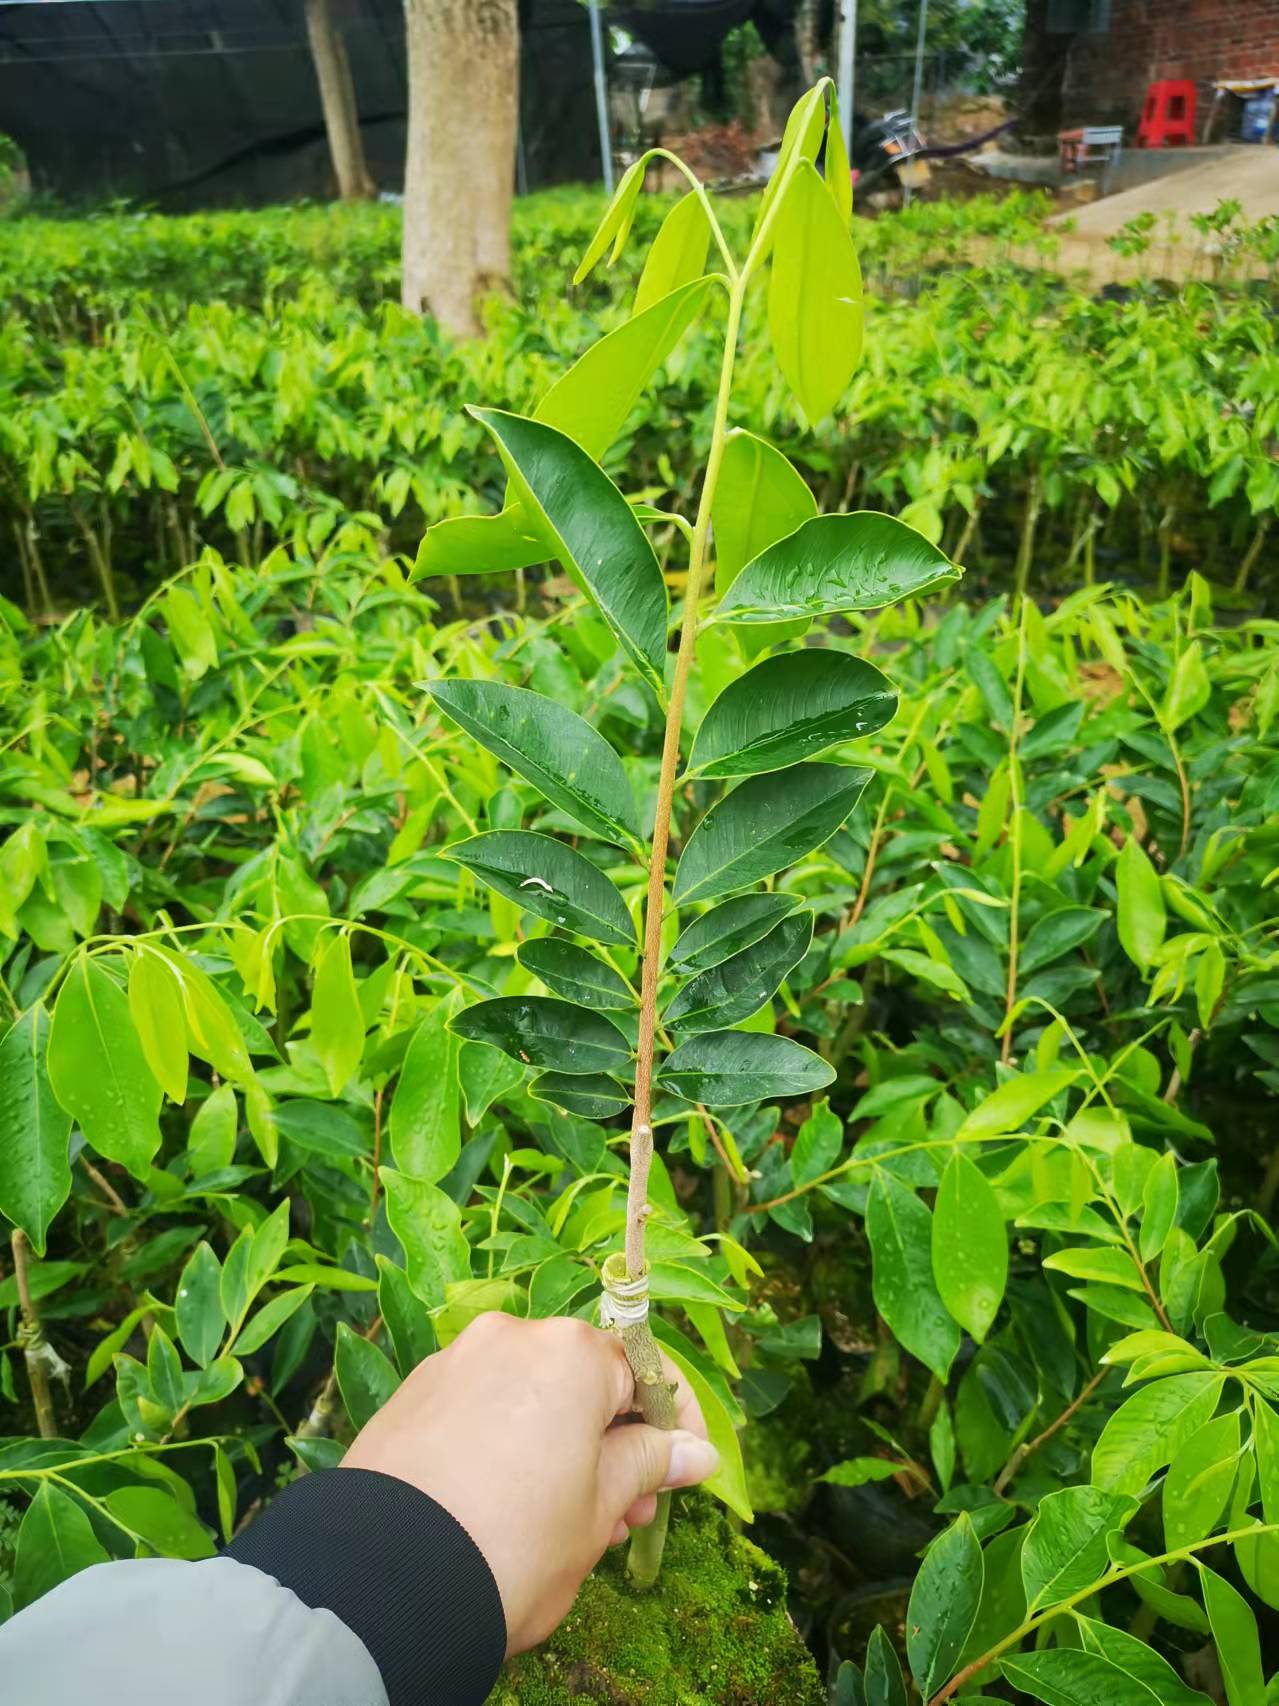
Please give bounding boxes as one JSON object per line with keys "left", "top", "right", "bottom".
{"left": 341, "top": 1311, "right": 719, "bottom": 1653}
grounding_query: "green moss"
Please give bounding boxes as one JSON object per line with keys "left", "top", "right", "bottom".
{"left": 495, "top": 1495, "right": 825, "bottom": 1706}
{"left": 743, "top": 1409, "right": 812, "bottom": 1517}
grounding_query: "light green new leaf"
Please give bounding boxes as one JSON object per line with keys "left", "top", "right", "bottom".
{"left": 573, "top": 151, "right": 650, "bottom": 282}
{"left": 712, "top": 429, "right": 817, "bottom": 599}
{"left": 665, "top": 912, "right": 812, "bottom": 1032}
{"left": 716, "top": 512, "right": 960, "bottom": 624}
{"left": 687, "top": 650, "right": 896, "bottom": 779}
{"left": 1091, "top": 1371, "right": 1225, "bottom": 1494}
{"left": 819, "top": 1457, "right": 906, "bottom": 1488}
{"left": 1001, "top": 1649, "right": 1161, "bottom": 1706}
{"left": 517, "top": 939, "right": 632, "bottom": 1009}
{"left": 444, "top": 830, "right": 635, "bottom": 947}
{"left": 754, "top": 83, "right": 827, "bottom": 241}
{"left": 471, "top": 409, "right": 668, "bottom": 700}
{"left": 1075, "top": 1616, "right": 1213, "bottom": 1706}
{"left": 1163, "top": 1410, "right": 1239, "bottom": 1549}
{"left": 669, "top": 893, "right": 801, "bottom": 975}
{"left": 310, "top": 931, "right": 363, "bottom": 1097}
{"left": 334, "top": 1321, "right": 402, "bottom": 1432}
{"left": 430, "top": 680, "right": 640, "bottom": 848}
{"left": 933, "top": 1153, "right": 1007, "bottom": 1343}
{"left": 1139, "top": 1151, "right": 1180, "bottom": 1262}
{"left": 1161, "top": 641, "right": 1211, "bottom": 732}
{"left": 13, "top": 1483, "right": 110, "bottom": 1611}
{"left": 232, "top": 1285, "right": 314, "bottom": 1357}
{"left": 1021, "top": 1485, "right": 1138, "bottom": 1612}
{"left": 768, "top": 161, "right": 863, "bottom": 422}
{"left": 1195, "top": 941, "right": 1225, "bottom": 1030}
{"left": 656, "top": 1029, "right": 833, "bottom": 1106}
{"left": 0, "top": 1007, "right": 71, "bottom": 1254}
{"left": 867, "top": 1170, "right": 960, "bottom": 1382}
{"left": 672, "top": 762, "right": 870, "bottom": 904}
{"left": 127, "top": 949, "right": 188, "bottom": 1104}
{"left": 956, "top": 1069, "right": 1076, "bottom": 1142}
{"left": 907, "top": 1513, "right": 984, "bottom": 1698}
{"left": 451, "top": 996, "right": 631, "bottom": 1077}
{"left": 1116, "top": 837, "right": 1167, "bottom": 972}
{"left": 175, "top": 1241, "right": 224, "bottom": 1369}
{"left": 48, "top": 956, "right": 162, "bottom": 1178}
{"left": 634, "top": 191, "right": 711, "bottom": 314}
{"left": 390, "top": 997, "right": 461, "bottom": 1182}
{"left": 825, "top": 92, "right": 853, "bottom": 222}
{"left": 1043, "top": 1246, "right": 1144, "bottom": 1290}
{"left": 1200, "top": 1563, "right": 1265, "bottom": 1706}
{"left": 105, "top": 1486, "right": 214, "bottom": 1560}
{"left": 381, "top": 1168, "right": 471, "bottom": 1307}
{"left": 656, "top": 1336, "right": 752, "bottom": 1522}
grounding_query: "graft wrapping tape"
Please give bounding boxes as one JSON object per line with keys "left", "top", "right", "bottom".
{"left": 599, "top": 1267, "right": 650, "bottom": 1329}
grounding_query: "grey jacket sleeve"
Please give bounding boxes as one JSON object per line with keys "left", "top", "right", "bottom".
{"left": 0, "top": 1468, "right": 507, "bottom": 1706}
{"left": 0, "top": 1555, "right": 388, "bottom": 1706}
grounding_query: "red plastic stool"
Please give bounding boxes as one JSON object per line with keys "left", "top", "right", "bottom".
{"left": 1137, "top": 79, "right": 1197, "bottom": 147}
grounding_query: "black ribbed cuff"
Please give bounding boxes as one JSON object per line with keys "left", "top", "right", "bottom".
{"left": 225, "top": 1467, "right": 506, "bottom": 1706}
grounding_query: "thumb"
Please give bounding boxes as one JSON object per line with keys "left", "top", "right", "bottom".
{"left": 599, "top": 1425, "right": 720, "bottom": 1519}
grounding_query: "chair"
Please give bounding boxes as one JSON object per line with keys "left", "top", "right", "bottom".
{"left": 1137, "top": 80, "right": 1197, "bottom": 147}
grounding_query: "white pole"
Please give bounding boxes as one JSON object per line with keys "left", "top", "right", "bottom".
{"left": 836, "top": 0, "right": 857, "bottom": 129}
{"left": 910, "top": 0, "right": 928, "bottom": 124}
{"left": 589, "top": 3, "right": 614, "bottom": 197}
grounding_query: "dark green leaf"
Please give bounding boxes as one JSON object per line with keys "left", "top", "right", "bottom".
{"left": 445, "top": 830, "right": 635, "bottom": 946}
{"left": 334, "top": 1322, "right": 401, "bottom": 1431}
{"left": 381, "top": 1168, "right": 471, "bottom": 1306}
{"left": 1019, "top": 908, "right": 1106, "bottom": 977}
{"left": 471, "top": 409, "right": 668, "bottom": 699}
{"left": 1001, "top": 1649, "right": 1161, "bottom": 1706}
{"left": 864, "top": 1624, "right": 907, "bottom": 1706}
{"left": 688, "top": 650, "right": 896, "bottom": 778}
{"left": 906, "top": 1513, "right": 984, "bottom": 1698}
{"left": 451, "top": 997, "right": 631, "bottom": 1076}
{"left": 13, "top": 1483, "right": 110, "bottom": 1610}
{"left": 670, "top": 892, "right": 801, "bottom": 975}
{"left": 656, "top": 1029, "right": 833, "bottom": 1106}
{"left": 376, "top": 1256, "right": 437, "bottom": 1377}
{"left": 673, "top": 763, "right": 870, "bottom": 904}
{"left": 0, "top": 1006, "right": 71, "bottom": 1255}
{"left": 517, "top": 939, "right": 633, "bottom": 1009}
{"left": 867, "top": 1170, "right": 960, "bottom": 1382}
{"left": 529, "top": 1071, "right": 631, "bottom": 1119}
{"left": 665, "top": 912, "right": 812, "bottom": 1033}
{"left": 174, "top": 1241, "right": 224, "bottom": 1369}
{"left": 1075, "top": 1615, "right": 1213, "bottom": 1706}
{"left": 430, "top": 680, "right": 639, "bottom": 848}
{"left": 1200, "top": 1564, "right": 1265, "bottom": 1706}
{"left": 1021, "top": 1485, "right": 1138, "bottom": 1612}
{"left": 717, "top": 513, "right": 960, "bottom": 625}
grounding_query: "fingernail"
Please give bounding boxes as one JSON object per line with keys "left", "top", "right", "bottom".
{"left": 663, "top": 1431, "right": 720, "bottom": 1489}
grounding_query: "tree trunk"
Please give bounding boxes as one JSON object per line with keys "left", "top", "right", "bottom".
{"left": 401, "top": 0, "right": 519, "bottom": 337}
{"left": 305, "top": 0, "right": 375, "bottom": 200}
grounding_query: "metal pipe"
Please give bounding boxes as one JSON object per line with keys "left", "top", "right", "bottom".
{"left": 910, "top": 0, "right": 928, "bottom": 124}
{"left": 589, "top": 2, "right": 614, "bottom": 197}
{"left": 837, "top": 0, "right": 857, "bottom": 130}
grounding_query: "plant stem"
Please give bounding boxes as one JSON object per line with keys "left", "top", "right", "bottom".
{"left": 992, "top": 1367, "right": 1106, "bottom": 1495}
{"left": 1233, "top": 514, "right": 1270, "bottom": 595}
{"left": 1013, "top": 474, "right": 1042, "bottom": 602}
{"left": 1001, "top": 605, "right": 1029, "bottom": 1064}
{"left": 11, "top": 1229, "right": 58, "bottom": 1439}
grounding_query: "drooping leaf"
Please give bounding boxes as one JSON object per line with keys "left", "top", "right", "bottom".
{"left": 673, "top": 763, "right": 870, "bottom": 904}
{"left": 451, "top": 996, "right": 631, "bottom": 1076}
{"left": 1116, "top": 837, "right": 1167, "bottom": 972}
{"left": 334, "top": 1322, "right": 401, "bottom": 1432}
{"left": 127, "top": 949, "right": 188, "bottom": 1104}
{"left": 12, "top": 1482, "right": 110, "bottom": 1610}
{"left": 47, "top": 956, "right": 162, "bottom": 1178}
{"left": 669, "top": 892, "right": 801, "bottom": 975}
{"left": 444, "top": 830, "right": 635, "bottom": 946}
{"left": 517, "top": 939, "right": 633, "bottom": 1009}
{"left": 688, "top": 650, "right": 896, "bottom": 778}
{"left": 665, "top": 912, "right": 813, "bottom": 1032}
{"left": 1200, "top": 1563, "right": 1265, "bottom": 1706}
{"left": 573, "top": 151, "right": 649, "bottom": 281}
{"left": 932, "top": 1153, "right": 1008, "bottom": 1344}
{"left": 656, "top": 1336, "right": 752, "bottom": 1522}
{"left": 716, "top": 513, "right": 960, "bottom": 625}
{"left": 1091, "top": 1371, "right": 1226, "bottom": 1494}
{"left": 381, "top": 1168, "right": 471, "bottom": 1307}
{"left": 906, "top": 1513, "right": 984, "bottom": 1698}
{"left": 429, "top": 680, "right": 640, "bottom": 848}
{"left": 310, "top": 931, "right": 363, "bottom": 1097}
{"left": 0, "top": 1006, "right": 71, "bottom": 1254}
{"left": 1020, "top": 1485, "right": 1138, "bottom": 1612}
{"left": 634, "top": 191, "right": 712, "bottom": 314}
{"left": 867, "top": 1170, "right": 960, "bottom": 1382}
{"left": 390, "top": 997, "right": 461, "bottom": 1183}
{"left": 471, "top": 408, "right": 668, "bottom": 699}
{"left": 768, "top": 161, "right": 864, "bottom": 422}
{"left": 656, "top": 1029, "right": 833, "bottom": 1107}
{"left": 530, "top": 1071, "right": 631, "bottom": 1120}
{"left": 1162, "top": 1410, "right": 1239, "bottom": 1549}
{"left": 1001, "top": 1649, "right": 1161, "bottom": 1706}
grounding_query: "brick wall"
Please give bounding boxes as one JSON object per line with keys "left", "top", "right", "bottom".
{"left": 1061, "top": 0, "right": 1279, "bottom": 132}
